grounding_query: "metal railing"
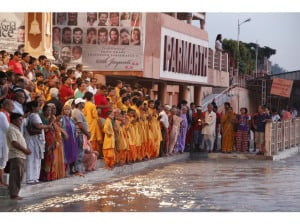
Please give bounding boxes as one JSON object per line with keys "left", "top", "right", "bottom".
{"left": 208, "top": 48, "right": 228, "bottom": 72}
{"left": 229, "top": 69, "right": 251, "bottom": 88}
{"left": 266, "top": 118, "right": 300, "bottom": 156}
{"left": 201, "top": 84, "right": 237, "bottom": 111}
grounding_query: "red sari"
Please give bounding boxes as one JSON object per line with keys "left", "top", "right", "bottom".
{"left": 40, "top": 116, "right": 57, "bottom": 181}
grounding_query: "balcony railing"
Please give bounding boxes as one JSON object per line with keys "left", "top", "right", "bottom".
{"left": 229, "top": 68, "right": 254, "bottom": 88}
{"left": 265, "top": 118, "right": 300, "bottom": 156}
{"left": 208, "top": 48, "right": 228, "bottom": 72}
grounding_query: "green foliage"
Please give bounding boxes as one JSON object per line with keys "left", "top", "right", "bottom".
{"left": 223, "top": 39, "right": 254, "bottom": 74}
{"left": 245, "top": 42, "right": 276, "bottom": 60}
{"left": 223, "top": 39, "right": 276, "bottom": 74}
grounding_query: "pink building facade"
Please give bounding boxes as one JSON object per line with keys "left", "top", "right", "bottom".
{"left": 18, "top": 12, "right": 230, "bottom": 106}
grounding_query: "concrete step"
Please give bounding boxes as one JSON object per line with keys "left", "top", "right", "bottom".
{"left": 18, "top": 153, "right": 190, "bottom": 199}
{"left": 0, "top": 174, "right": 9, "bottom": 198}
{"left": 190, "top": 151, "right": 208, "bottom": 160}
{"left": 0, "top": 187, "right": 9, "bottom": 198}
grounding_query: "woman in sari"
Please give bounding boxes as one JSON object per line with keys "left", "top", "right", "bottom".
{"left": 236, "top": 107, "right": 250, "bottom": 153}
{"left": 48, "top": 103, "right": 67, "bottom": 180}
{"left": 221, "top": 106, "right": 236, "bottom": 153}
{"left": 61, "top": 104, "right": 78, "bottom": 176}
{"left": 168, "top": 108, "right": 182, "bottom": 155}
{"left": 39, "top": 104, "right": 56, "bottom": 181}
{"left": 175, "top": 106, "right": 188, "bottom": 153}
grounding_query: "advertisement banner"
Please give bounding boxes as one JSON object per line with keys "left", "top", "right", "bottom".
{"left": 0, "top": 13, "right": 25, "bottom": 54}
{"left": 270, "top": 77, "right": 293, "bottom": 98}
{"left": 52, "top": 12, "right": 143, "bottom": 71}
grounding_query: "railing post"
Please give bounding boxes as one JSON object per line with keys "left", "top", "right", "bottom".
{"left": 294, "top": 119, "right": 296, "bottom": 147}
{"left": 292, "top": 119, "right": 295, "bottom": 147}
{"left": 225, "top": 53, "right": 228, "bottom": 72}
{"left": 289, "top": 120, "right": 292, "bottom": 149}
{"left": 274, "top": 122, "right": 278, "bottom": 154}
{"left": 298, "top": 119, "right": 300, "bottom": 146}
{"left": 219, "top": 51, "right": 222, "bottom": 71}
{"left": 265, "top": 121, "right": 272, "bottom": 156}
{"left": 269, "top": 121, "right": 273, "bottom": 156}
{"left": 212, "top": 50, "right": 215, "bottom": 70}
{"left": 278, "top": 121, "right": 282, "bottom": 151}
{"left": 283, "top": 120, "right": 286, "bottom": 150}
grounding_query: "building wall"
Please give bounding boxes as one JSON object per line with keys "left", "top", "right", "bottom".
{"left": 207, "top": 68, "right": 229, "bottom": 87}
{"left": 143, "top": 13, "right": 209, "bottom": 82}
{"left": 229, "top": 87, "right": 258, "bottom": 115}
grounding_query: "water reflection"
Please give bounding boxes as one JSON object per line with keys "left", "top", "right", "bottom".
{"left": 10, "top": 155, "right": 300, "bottom": 212}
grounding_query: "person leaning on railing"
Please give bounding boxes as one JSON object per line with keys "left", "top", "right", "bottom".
{"left": 253, "top": 105, "right": 271, "bottom": 155}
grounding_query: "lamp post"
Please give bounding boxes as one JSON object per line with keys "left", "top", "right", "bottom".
{"left": 255, "top": 41, "right": 258, "bottom": 78}
{"left": 237, "top": 18, "right": 251, "bottom": 85}
{"left": 236, "top": 17, "right": 251, "bottom": 112}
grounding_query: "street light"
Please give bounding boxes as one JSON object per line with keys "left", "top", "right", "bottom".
{"left": 236, "top": 17, "right": 251, "bottom": 112}
{"left": 237, "top": 18, "right": 251, "bottom": 84}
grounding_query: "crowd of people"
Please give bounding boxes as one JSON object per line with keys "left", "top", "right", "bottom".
{"left": 0, "top": 49, "right": 298, "bottom": 200}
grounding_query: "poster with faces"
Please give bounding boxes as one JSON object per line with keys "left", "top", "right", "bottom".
{"left": 52, "top": 12, "right": 143, "bottom": 70}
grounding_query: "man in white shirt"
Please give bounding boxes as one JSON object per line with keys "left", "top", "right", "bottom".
{"left": 86, "top": 78, "right": 97, "bottom": 95}
{"left": 202, "top": 104, "right": 216, "bottom": 153}
{"left": 159, "top": 104, "right": 170, "bottom": 156}
{"left": 74, "top": 64, "right": 83, "bottom": 79}
{"left": 7, "top": 113, "right": 31, "bottom": 200}
{"left": 159, "top": 105, "right": 170, "bottom": 129}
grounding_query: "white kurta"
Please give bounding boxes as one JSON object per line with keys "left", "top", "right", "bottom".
{"left": 24, "top": 113, "right": 45, "bottom": 183}
{"left": 202, "top": 111, "right": 216, "bottom": 136}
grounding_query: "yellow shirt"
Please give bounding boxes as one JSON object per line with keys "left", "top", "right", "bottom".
{"left": 44, "top": 86, "right": 51, "bottom": 101}
{"left": 103, "top": 117, "right": 115, "bottom": 150}
{"left": 35, "top": 87, "right": 44, "bottom": 96}
{"left": 116, "top": 120, "right": 127, "bottom": 151}
{"left": 115, "top": 87, "right": 121, "bottom": 99}
{"left": 107, "top": 96, "right": 117, "bottom": 109}
{"left": 131, "top": 105, "right": 140, "bottom": 117}
{"left": 83, "top": 101, "right": 102, "bottom": 142}
{"left": 121, "top": 104, "right": 128, "bottom": 113}
{"left": 126, "top": 116, "right": 136, "bottom": 146}
{"left": 116, "top": 98, "right": 123, "bottom": 110}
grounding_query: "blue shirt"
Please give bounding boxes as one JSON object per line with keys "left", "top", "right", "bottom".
{"left": 256, "top": 113, "right": 270, "bottom": 132}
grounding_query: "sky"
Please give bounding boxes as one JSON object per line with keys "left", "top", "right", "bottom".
{"left": 204, "top": 13, "right": 300, "bottom": 72}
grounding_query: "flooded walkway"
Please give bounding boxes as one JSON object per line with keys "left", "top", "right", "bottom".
{"left": 2, "top": 153, "right": 300, "bottom": 212}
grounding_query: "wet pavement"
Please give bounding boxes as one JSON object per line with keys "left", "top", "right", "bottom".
{"left": 1, "top": 153, "right": 300, "bottom": 212}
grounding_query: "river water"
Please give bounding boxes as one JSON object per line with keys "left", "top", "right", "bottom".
{"left": 7, "top": 154, "right": 300, "bottom": 212}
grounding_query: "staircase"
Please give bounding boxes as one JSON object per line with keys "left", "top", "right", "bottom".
{"left": 201, "top": 84, "right": 237, "bottom": 111}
